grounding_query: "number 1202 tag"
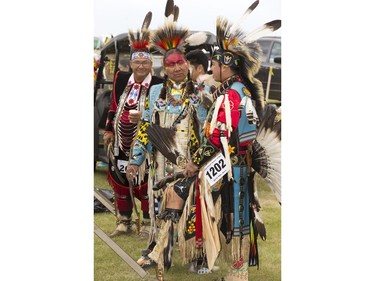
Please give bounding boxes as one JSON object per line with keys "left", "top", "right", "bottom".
{"left": 204, "top": 153, "right": 230, "bottom": 186}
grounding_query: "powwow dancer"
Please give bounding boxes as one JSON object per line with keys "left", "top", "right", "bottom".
{"left": 125, "top": 0, "right": 212, "bottom": 279}
{"left": 103, "top": 11, "right": 163, "bottom": 238}
{"left": 181, "top": 1, "right": 281, "bottom": 280}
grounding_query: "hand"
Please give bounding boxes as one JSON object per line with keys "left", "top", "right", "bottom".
{"left": 103, "top": 131, "right": 114, "bottom": 146}
{"left": 153, "top": 189, "right": 164, "bottom": 198}
{"left": 129, "top": 110, "right": 142, "bottom": 124}
{"left": 126, "top": 165, "right": 139, "bottom": 182}
{"left": 183, "top": 160, "right": 199, "bottom": 177}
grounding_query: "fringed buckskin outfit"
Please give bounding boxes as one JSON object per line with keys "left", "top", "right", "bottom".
{"left": 128, "top": 1, "right": 213, "bottom": 279}
{"left": 129, "top": 78, "right": 208, "bottom": 275}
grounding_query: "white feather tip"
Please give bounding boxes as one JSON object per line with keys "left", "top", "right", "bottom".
{"left": 186, "top": 32, "right": 207, "bottom": 46}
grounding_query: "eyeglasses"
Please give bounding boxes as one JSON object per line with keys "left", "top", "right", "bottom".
{"left": 131, "top": 60, "right": 151, "bottom": 67}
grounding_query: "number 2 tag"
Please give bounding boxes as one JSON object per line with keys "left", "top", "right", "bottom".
{"left": 204, "top": 153, "right": 230, "bottom": 186}
{"left": 117, "top": 159, "right": 128, "bottom": 173}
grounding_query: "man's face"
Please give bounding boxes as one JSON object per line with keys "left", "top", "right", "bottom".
{"left": 130, "top": 58, "right": 152, "bottom": 79}
{"left": 211, "top": 60, "right": 221, "bottom": 82}
{"left": 188, "top": 62, "right": 199, "bottom": 82}
{"left": 163, "top": 52, "right": 189, "bottom": 82}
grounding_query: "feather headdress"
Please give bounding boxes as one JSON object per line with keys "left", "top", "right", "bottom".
{"left": 128, "top": 11, "right": 153, "bottom": 60}
{"left": 151, "top": 0, "right": 208, "bottom": 56}
{"left": 213, "top": 0, "right": 281, "bottom": 116}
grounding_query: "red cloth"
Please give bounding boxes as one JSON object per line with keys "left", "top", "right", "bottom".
{"left": 208, "top": 89, "right": 241, "bottom": 148}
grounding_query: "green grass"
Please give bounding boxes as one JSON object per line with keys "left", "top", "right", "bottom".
{"left": 94, "top": 165, "right": 281, "bottom": 281}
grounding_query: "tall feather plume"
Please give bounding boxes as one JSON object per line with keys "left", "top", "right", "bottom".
{"left": 244, "top": 20, "right": 282, "bottom": 43}
{"left": 214, "top": 1, "right": 281, "bottom": 114}
{"left": 216, "top": 15, "right": 264, "bottom": 114}
{"left": 164, "top": 0, "right": 175, "bottom": 24}
{"left": 151, "top": 0, "right": 190, "bottom": 54}
{"left": 252, "top": 105, "right": 281, "bottom": 204}
{"left": 216, "top": 16, "right": 263, "bottom": 76}
{"left": 230, "top": 0, "right": 259, "bottom": 33}
{"left": 129, "top": 11, "right": 153, "bottom": 51}
{"left": 141, "top": 11, "right": 152, "bottom": 31}
{"left": 173, "top": 5, "right": 179, "bottom": 22}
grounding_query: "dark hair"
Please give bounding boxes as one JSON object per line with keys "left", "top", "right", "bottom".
{"left": 186, "top": 49, "right": 208, "bottom": 73}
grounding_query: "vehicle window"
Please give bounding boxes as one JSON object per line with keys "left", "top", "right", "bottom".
{"left": 269, "top": 42, "right": 281, "bottom": 63}
{"left": 118, "top": 53, "right": 131, "bottom": 72}
{"left": 257, "top": 40, "right": 272, "bottom": 63}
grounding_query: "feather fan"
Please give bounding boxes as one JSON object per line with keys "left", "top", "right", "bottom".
{"left": 146, "top": 125, "right": 179, "bottom": 165}
{"left": 252, "top": 105, "right": 281, "bottom": 204}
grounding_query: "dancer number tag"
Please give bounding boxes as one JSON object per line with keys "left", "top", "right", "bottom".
{"left": 204, "top": 153, "right": 230, "bottom": 186}
{"left": 117, "top": 160, "right": 128, "bottom": 173}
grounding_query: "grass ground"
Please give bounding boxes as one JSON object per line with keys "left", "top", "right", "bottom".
{"left": 94, "top": 165, "right": 281, "bottom": 281}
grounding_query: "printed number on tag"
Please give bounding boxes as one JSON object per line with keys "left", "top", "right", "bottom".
{"left": 204, "top": 153, "right": 230, "bottom": 186}
{"left": 117, "top": 160, "right": 128, "bottom": 173}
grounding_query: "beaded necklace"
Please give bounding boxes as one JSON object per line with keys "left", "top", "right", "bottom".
{"left": 166, "top": 81, "right": 188, "bottom": 106}
{"left": 212, "top": 75, "right": 240, "bottom": 99}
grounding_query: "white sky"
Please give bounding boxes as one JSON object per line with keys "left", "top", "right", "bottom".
{"left": 94, "top": 0, "right": 281, "bottom": 37}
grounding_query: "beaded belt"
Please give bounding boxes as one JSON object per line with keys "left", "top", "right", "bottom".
{"left": 230, "top": 154, "right": 247, "bottom": 166}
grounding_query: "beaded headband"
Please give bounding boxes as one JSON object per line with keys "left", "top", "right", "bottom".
{"left": 131, "top": 52, "right": 151, "bottom": 60}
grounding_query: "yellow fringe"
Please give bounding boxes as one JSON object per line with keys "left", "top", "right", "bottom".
{"left": 177, "top": 180, "right": 203, "bottom": 264}
{"left": 178, "top": 234, "right": 202, "bottom": 265}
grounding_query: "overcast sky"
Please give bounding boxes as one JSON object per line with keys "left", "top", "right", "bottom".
{"left": 94, "top": 0, "right": 281, "bottom": 38}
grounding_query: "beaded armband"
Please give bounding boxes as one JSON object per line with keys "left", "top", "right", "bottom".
{"left": 136, "top": 121, "right": 150, "bottom": 146}
{"left": 189, "top": 121, "right": 200, "bottom": 153}
{"left": 191, "top": 137, "right": 220, "bottom": 167}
